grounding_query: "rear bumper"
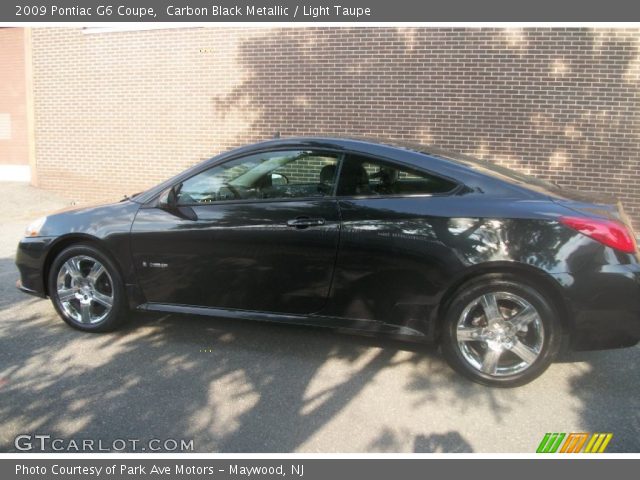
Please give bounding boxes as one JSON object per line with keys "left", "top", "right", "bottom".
{"left": 15, "top": 236, "right": 55, "bottom": 298}
{"left": 552, "top": 263, "right": 640, "bottom": 350}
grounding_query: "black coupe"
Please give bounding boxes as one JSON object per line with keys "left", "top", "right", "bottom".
{"left": 16, "top": 137, "right": 640, "bottom": 386}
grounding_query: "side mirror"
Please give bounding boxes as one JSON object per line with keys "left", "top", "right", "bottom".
{"left": 158, "top": 186, "right": 177, "bottom": 209}
{"left": 157, "top": 186, "right": 197, "bottom": 221}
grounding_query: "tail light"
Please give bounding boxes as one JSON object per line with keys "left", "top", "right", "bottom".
{"left": 559, "top": 216, "right": 637, "bottom": 254}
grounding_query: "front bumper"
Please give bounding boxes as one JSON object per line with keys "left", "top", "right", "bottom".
{"left": 16, "top": 278, "right": 46, "bottom": 298}
{"left": 15, "top": 236, "right": 56, "bottom": 298}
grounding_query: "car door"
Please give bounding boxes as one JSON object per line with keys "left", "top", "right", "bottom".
{"left": 130, "top": 149, "right": 342, "bottom": 315}
{"left": 324, "top": 153, "right": 462, "bottom": 333}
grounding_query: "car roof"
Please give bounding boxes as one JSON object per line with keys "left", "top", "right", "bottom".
{"left": 228, "top": 135, "right": 456, "bottom": 158}
{"left": 233, "top": 136, "right": 561, "bottom": 189}
{"left": 215, "top": 136, "right": 484, "bottom": 177}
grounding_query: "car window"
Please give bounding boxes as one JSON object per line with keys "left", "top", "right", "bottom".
{"left": 336, "top": 154, "right": 458, "bottom": 197}
{"left": 176, "top": 150, "right": 340, "bottom": 205}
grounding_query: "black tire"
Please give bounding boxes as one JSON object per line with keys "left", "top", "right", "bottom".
{"left": 48, "top": 243, "right": 127, "bottom": 332}
{"left": 440, "top": 274, "right": 562, "bottom": 387}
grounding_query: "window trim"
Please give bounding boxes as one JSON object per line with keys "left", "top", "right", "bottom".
{"left": 144, "top": 146, "right": 464, "bottom": 209}
{"left": 164, "top": 149, "right": 345, "bottom": 208}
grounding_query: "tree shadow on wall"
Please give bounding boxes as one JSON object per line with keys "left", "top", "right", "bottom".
{"left": 210, "top": 27, "right": 640, "bottom": 225}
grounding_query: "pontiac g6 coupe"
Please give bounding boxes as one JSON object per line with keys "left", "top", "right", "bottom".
{"left": 15, "top": 137, "right": 640, "bottom": 387}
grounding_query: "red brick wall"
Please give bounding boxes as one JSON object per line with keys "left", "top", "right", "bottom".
{"left": 31, "top": 27, "right": 640, "bottom": 225}
{"left": 0, "top": 28, "right": 28, "bottom": 166}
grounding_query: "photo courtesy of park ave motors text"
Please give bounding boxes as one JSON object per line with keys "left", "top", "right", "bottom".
{"left": 1, "top": 25, "right": 640, "bottom": 452}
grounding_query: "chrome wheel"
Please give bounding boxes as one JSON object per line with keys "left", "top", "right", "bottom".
{"left": 455, "top": 292, "right": 544, "bottom": 377}
{"left": 56, "top": 255, "right": 114, "bottom": 324}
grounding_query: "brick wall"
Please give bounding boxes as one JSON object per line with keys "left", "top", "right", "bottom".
{"left": 0, "top": 28, "right": 28, "bottom": 166}
{"left": 31, "top": 27, "right": 640, "bottom": 225}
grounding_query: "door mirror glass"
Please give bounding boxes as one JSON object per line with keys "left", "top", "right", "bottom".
{"left": 270, "top": 172, "right": 288, "bottom": 185}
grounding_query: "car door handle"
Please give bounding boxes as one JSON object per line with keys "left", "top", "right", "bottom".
{"left": 286, "top": 217, "right": 326, "bottom": 228}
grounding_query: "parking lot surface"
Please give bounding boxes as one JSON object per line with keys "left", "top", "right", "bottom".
{"left": 0, "top": 182, "right": 638, "bottom": 452}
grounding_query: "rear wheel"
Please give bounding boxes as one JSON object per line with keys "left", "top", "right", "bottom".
{"left": 441, "top": 275, "right": 562, "bottom": 387}
{"left": 48, "top": 244, "right": 127, "bottom": 332}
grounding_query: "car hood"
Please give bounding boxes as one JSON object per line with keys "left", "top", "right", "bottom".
{"left": 39, "top": 199, "right": 141, "bottom": 238}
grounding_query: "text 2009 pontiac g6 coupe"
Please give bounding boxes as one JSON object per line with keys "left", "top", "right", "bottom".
{"left": 16, "top": 137, "right": 640, "bottom": 386}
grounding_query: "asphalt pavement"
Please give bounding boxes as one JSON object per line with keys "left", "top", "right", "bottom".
{"left": 0, "top": 182, "right": 638, "bottom": 453}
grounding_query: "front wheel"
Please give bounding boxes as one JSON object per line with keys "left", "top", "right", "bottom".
{"left": 441, "top": 275, "right": 562, "bottom": 387}
{"left": 48, "top": 244, "right": 127, "bottom": 332}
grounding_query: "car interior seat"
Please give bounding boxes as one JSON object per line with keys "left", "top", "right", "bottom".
{"left": 318, "top": 164, "right": 337, "bottom": 195}
{"left": 338, "top": 161, "right": 370, "bottom": 196}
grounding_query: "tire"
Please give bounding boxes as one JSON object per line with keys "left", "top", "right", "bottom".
{"left": 48, "top": 244, "right": 127, "bottom": 332}
{"left": 440, "top": 274, "right": 562, "bottom": 387}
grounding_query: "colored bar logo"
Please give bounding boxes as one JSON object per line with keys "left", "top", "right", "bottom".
{"left": 537, "top": 433, "right": 612, "bottom": 453}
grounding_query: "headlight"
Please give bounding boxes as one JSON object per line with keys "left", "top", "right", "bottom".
{"left": 24, "top": 216, "right": 47, "bottom": 238}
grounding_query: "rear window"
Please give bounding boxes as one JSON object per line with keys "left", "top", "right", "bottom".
{"left": 337, "top": 154, "right": 458, "bottom": 197}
